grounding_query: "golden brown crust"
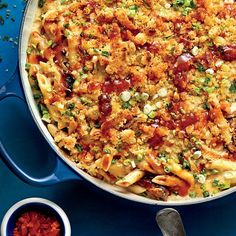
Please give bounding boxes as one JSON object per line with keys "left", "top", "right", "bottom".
{"left": 27, "top": 0, "right": 236, "bottom": 201}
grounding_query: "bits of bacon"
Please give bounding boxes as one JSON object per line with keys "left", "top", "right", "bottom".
{"left": 13, "top": 211, "right": 61, "bottom": 236}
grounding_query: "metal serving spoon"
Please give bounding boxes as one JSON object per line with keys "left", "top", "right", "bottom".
{"left": 156, "top": 208, "right": 186, "bottom": 236}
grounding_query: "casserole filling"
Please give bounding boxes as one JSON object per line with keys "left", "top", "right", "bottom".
{"left": 26, "top": 0, "right": 236, "bottom": 201}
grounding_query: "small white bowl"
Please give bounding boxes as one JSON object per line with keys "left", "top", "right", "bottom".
{"left": 1, "top": 197, "right": 71, "bottom": 236}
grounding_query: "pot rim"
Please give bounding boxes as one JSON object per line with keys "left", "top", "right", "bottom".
{"left": 18, "top": 0, "right": 236, "bottom": 206}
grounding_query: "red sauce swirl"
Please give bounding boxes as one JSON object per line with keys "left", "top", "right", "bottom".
{"left": 102, "top": 79, "right": 130, "bottom": 94}
{"left": 174, "top": 53, "right": 193, "bottom": 73}
{"left": 98, "top": 94, "right": 112, "bottom": 117}
{"left": 220, "top": 45, "right": 236, "bottom": 61}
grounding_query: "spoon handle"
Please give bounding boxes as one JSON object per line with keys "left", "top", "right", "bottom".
{"left": 156, "top": 208, "right": 186, "bottom": 236}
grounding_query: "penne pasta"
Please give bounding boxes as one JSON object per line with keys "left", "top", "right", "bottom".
{"left": 206, "top": 159, "right": 236, "bottom": 172}
{"left": 167, "top": 160, "right": 195, "bottom": 187}
{"left": 116, "top": 169, "right": 145, "bottom": 188}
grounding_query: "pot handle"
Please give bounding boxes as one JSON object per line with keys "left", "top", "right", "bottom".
{"left": 0, "top": 67, "right": 25, "bottom": 102}
{"left": 0, "top": 67, "right": 82, "bottom": 185}
{"left": 0, "top": 142, "right": 82, "bottom": 186}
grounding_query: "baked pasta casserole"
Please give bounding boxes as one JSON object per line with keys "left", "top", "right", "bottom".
{"left": 26, "top": 0, "right": 236, "bottom": 201}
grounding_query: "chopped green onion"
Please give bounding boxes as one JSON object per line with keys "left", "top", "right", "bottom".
{"left": 67, "top": 103, "right": 75, "bottom": 110}
{"left": 192, "top": 150, "right": 202, "bottom": 159}
{"left": 38, "top": 0, "right": 45, "bottom": 8}
{"left": 123, "top": 159, "right": 131, "bottom": 166}
{"left": 75, "top": 144, "right": 83, "bottom": 153}
{"left": 26, "top": 47, "right": 33, "bottom": 55}
{"left": 94, "top": 121, "right": 101, "bottom": 128}
{"left": 101, "top": 51, "right": 109, "bottom": 57}
{"left": 192, "top": 22, "right": 201, "bottom": 30}
{"left": 203, "top": 190, "right": 209, "bottom": 198}
{"left": 51, "top": 42, "right": 57, "bottom": 48}
{"left": 164, "top": 166, "right": 172, "bottom": 173}
{"left": 212, "top": 179, "right": 219, "bottom": 187}
{"left": 83, "top": 66, "right": 89, "bottom": 72}
{"left": 172, "top": 0, "right": 196, "bottom": 16}
{"left": 134, "top": 92, "right": 142, "bottom": 102}
{"left": 164, "top": 35, "right": 173, "bottom": 40}
{"left": 39, "top": 104, "right": 51, "bottom": 122}
{"left": 136, "top": 153, "right": 143, "bottom": 162}
{"left": 143, "top": 104, "right": 153, "bottom": 115}
{"left": 122, "top": 101, "right": 131, "bottom": 109}
{"left": 42, "top": 113, "right": 51, "bottom": 123}
{"left": 203, "top": 86, "right": 217, "bottom": 94}
{"left": 129, "top": 5, "right": 138, "bottom": 12}
{"left": 91, "top": 146, "right": 99, "bottom": 153}
{"left": 229, "top": 80, "right": 236, "bottom": 93}
{"left": 189, "top": 192, "right": 196, "bottom": 198}
{"left": 183, "top": 159, "right": 190, "bottom": 170}
{"left": 93, "top": 48, "right": 100, "bottom": 53}
{"left": 80, "top": 97, "right": 92, "bottom": 105}
{"left": 158, "top": 88, "right": 168, "bottom": 97}
{"left": 196, "top": 63, "right": 206, "bottom": 72}
{"left": 165, "top": 102, "right": 173, "bottom": 110}
{"left": 25, "top": 63, "right": 31, "bottom": 71}
{"left": 120, "top": 91, "right": 131, "bottom": 102}
{"left": 33, "top": 93, "right": 42, "bottom": 100}
{"left": 79, "top": 72, "right": 88, "bottom": 79}
{"left": 128, "top": 5, "right": 138, "bottom": 17}
{"left": 148, "top": 111, "right": 156, "bottom": 119}
{"left": 191, "top": 46, "right": 199, "bottom": 56}
{"left": 141, "top": 92, "right": 149, "bottom": 101}
{"left": 103, "top": 148, "right": 111, "bottom": 154}
{"left": 218, "top": 183, "right": 230, "bottom": 190}
{"left": 62, "top": 110, "right": 73, "bottom": 117}
{"left": 196, "top": 174, "right": 206, "bottom": 184}
{"left": 159, "top": 152, "right": 167, "bottom": 159}
{"left": 202, "top": 102, "right": 210, "bottom": 111}
{"left": 211, "top": 169, "right": 219, "bottom": 175}
{"left": 135, "top": 130, "right": 142, "bottom": 137}
{"left": 64, "top": 23, "right": 69, "bottom": 28}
